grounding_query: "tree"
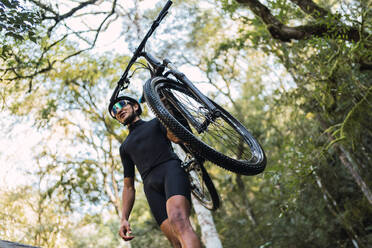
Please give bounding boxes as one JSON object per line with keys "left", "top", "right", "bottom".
{"left": 234, "top": 0, "right": 371, "bottom": 69}
{"left": 175, "top": 1, "right": 372, "bottom": 246}
{"left": 210, "top": 0, "right": 372, "bottom": 246}
{"left": 0, "top": 0, "right": 142, "bottom": 106}
{"left": 0, "top": 184, "right": 75, "bottom": 247}
{"left": 0, "top": 0, "right": 42, "bottom": 41}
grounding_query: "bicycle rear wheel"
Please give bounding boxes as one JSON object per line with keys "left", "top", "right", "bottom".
{"left": 186, "top": 160, "right": 220, "bottom": 210}
{"left": 144, "top": 77, "right": 266, "bottom": 175}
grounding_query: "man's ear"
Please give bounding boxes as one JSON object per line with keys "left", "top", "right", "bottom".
{"left": 133, "top": 103, "right": 139, "bottom": 112}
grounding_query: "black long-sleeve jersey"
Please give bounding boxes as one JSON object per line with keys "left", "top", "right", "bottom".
{"left": 119, "top": 118, "right": 180, "bottom": 180}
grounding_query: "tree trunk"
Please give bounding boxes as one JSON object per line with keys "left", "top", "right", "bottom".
{"left": 236, "top": 175, "right": 257, "bottom": 226}
{"left": 338, "top": 146, "right": 372, "bottom": 205}
{"left": 318, "top": 117, "right": 372, "bottom": 206}
{"left": 312, "top": 168, "right": 364, "bottom": 248}
{"left": 103, "top": 174, "right": 121, "bottom": 216}
{"left": 192, "top": 195, "right": 223, "bottom": 248}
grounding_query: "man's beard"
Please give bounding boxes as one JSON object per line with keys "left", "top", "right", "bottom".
{"left": 123, "top": 111, "right": 137, "bottom": 126}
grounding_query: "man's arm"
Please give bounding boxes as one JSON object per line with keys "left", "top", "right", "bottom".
{"left": 166, "top": 128, "right": 183, "bottom": 144}
{"left": 159, "top": 97, "right": 183, "bottom": 144}
{"left": 119, "top": 177, "right": 135, "bottom": 241}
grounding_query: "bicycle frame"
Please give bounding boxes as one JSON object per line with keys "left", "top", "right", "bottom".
{"left": 109, "top": 0, "right": 221, "bottom": 123}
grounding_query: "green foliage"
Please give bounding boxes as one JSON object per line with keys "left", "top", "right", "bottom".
{"left": 208, "top": 0, "right": 372, "bottom": 247}
{"left": 0, "top": 186, "right": 75, "bottom": 248}
{"left": 67, "top": 213, "right": 123, "bottom": 248}
{"left": 0, "top": 0, "right": 42, "bottom": 41}
{"left": 339, "top": 86, "right": 372, "bottom": 148}
{"left": 183, "top": 1, "right": 372, "bottom": 247}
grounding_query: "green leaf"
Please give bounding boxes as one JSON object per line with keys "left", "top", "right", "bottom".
{"left": 5, "top": 31, "right": 23, "bottom": 40}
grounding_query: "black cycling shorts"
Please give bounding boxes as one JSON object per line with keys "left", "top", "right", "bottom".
{"left": 143, "top": 159, "right": 191, "bottom": 226}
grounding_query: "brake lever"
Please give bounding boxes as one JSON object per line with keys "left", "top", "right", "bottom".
{"left": 122, "top": 78, "right": 130, "bottom": 89}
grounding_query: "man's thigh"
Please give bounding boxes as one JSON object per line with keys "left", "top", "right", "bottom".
{"left": 166, "top": 195, "right": 191, "bottom": 219}
{"left": 164, "top": 160, "right": 191, "bottom": 203}
{"left": 144, "top": 184, "right": 168, "bottom": 226}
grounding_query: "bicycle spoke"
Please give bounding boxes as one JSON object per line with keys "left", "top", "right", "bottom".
{"left": 167, "top": 88, "right": 254, "bottom": 161}
{"left": 190, "top": 169, "right": 210, "bottom": 202}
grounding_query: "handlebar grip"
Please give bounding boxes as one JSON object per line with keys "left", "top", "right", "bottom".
{"left": 163, "top": 0, "right": 173, "bottom": 12}
{"left": 155, "top": 0, "right": 173, "bottom": 23}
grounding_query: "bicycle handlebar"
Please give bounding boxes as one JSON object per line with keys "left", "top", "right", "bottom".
{"left": 110, "top": 0, "right": 173, "bottom": 102}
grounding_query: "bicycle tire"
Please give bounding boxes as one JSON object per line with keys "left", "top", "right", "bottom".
{"left": 144, "top": 76, "right": 266, "bottom": 175}
{"left": 187, "top": 161, "right": 220, "bottom": 210}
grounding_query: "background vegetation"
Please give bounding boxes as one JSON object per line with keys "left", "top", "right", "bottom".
{"left": 1, "top": 0, "right": 371, "bottom": 247}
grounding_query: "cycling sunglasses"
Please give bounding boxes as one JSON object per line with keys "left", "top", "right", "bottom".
{"left": 112, "top": 100, "right": 131, "bottom": 115}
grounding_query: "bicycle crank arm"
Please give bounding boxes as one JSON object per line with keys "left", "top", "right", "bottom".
{"left": 181, "top": 158, "right": 195, "bottom": 171}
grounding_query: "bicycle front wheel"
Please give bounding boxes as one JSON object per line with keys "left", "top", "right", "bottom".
{"left": 144, "top": 77, "right": 266, "bottom": 175}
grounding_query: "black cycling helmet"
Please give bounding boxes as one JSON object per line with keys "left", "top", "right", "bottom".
{"left": 108, "top": 95, "right": 142, "bottom": 119}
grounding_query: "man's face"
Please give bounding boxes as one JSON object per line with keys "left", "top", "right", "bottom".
{"left": 112, "top": 100, "right": 139, "bottom": 124}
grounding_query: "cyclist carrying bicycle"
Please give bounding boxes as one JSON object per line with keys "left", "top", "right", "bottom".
{"left": 109, "top": 94, "right": 202, "bottom": 248}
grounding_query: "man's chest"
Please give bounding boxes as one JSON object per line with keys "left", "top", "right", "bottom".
{"left": 125, "top": 123, "right": 163, "bottom": 154}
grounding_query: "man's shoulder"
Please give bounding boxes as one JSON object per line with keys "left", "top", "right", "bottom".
{"left": 149, "top": 118, "right": 167, "bottom": 134}
{"left": 144, "top": 118, "right": 161, "bottom": 127}
{"left": 150, "top": 117, "right": 160, "bottom": 123}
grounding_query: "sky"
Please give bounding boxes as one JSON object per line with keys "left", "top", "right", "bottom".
{"left": 0, "top": 114, "right": 42, "bottom": 189}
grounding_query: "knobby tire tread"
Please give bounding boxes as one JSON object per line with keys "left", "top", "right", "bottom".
{"left": 197, "top": 163, "right": 220, "bottom": 210}
{"left": 144, "top": 77, "right": 266, "bottom": 175}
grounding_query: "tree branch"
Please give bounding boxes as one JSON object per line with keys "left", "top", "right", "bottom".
{"left": 30, "top": 0, "right": 100, "bottom": 35}
{"left": 58, "top": 0, "right": 99, "bottom": 21}
{"left": 235, "top": 0, "right": 361, "bottom": 43}
{"left": 289, "top": 0, "right": 329, "bottom": 19}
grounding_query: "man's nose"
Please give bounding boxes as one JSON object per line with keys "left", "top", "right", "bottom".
{"left": 117, "top": 108, "right": 125, "bottom": 115}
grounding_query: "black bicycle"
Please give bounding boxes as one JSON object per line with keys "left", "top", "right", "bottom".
{"left": 109, "top": 0, "right": 266, "bottom": 210}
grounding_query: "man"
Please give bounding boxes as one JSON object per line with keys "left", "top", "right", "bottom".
{"left": 109, "top": 95, "right": 201, "bottom": 248}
